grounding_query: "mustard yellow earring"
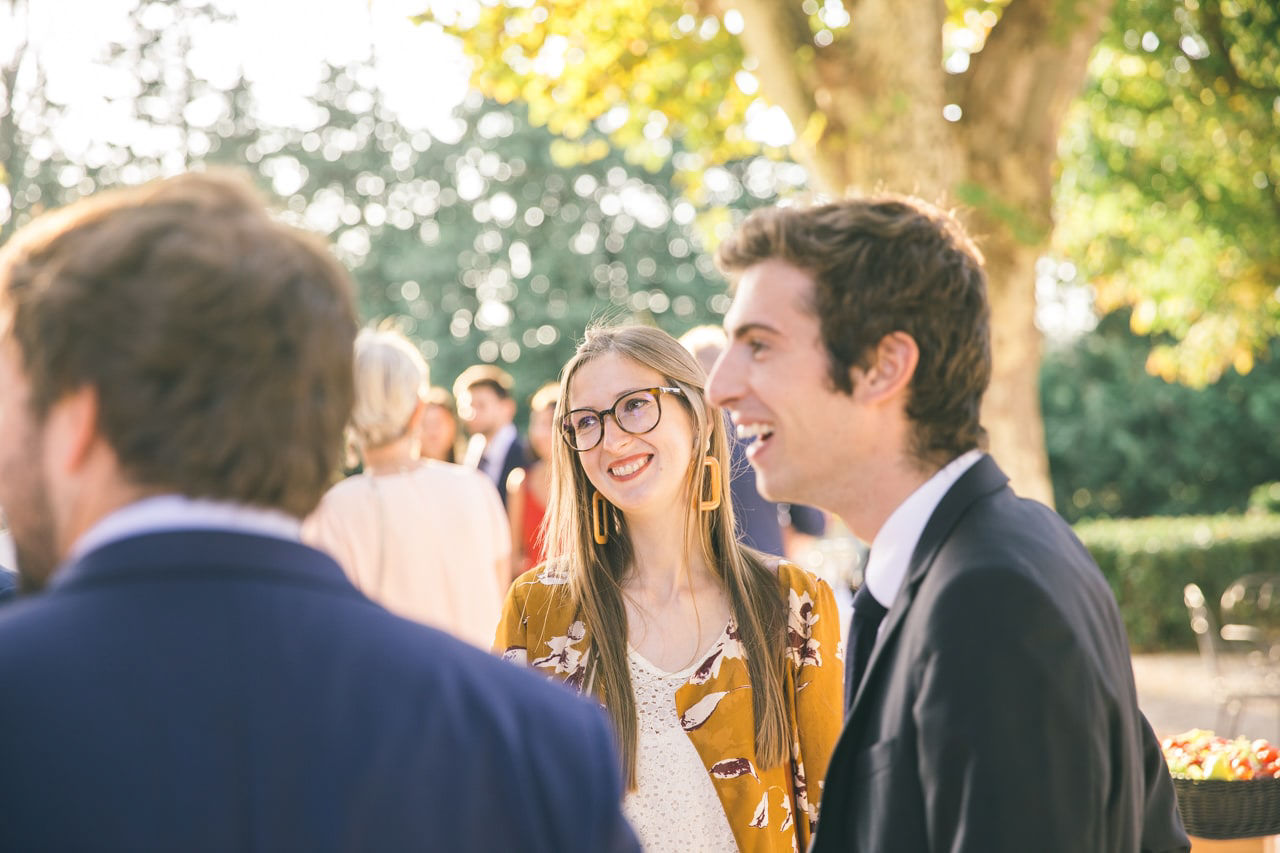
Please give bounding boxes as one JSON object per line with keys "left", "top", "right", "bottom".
{"left": 591, "top": 491, "right": 609, "bottom": 545}
{"left": 700, "top": 457, "right": 722, "bottom": 512}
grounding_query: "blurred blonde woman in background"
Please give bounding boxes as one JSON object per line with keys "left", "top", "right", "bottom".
{"left": 305, "top": 329, "right": 509, "bottom": 648}
{"left": 506, "top": 382, "right": 558, "bottom": 580}
{"left": 495, "top": 325, "right": 844, "bottom": 853}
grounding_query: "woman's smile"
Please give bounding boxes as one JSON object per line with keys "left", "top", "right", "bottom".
{"left": 607, "top": 453, "right": 653, "bottom": 480}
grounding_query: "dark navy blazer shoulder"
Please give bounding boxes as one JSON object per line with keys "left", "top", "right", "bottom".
{"left": 0, "top": 529, "right": 638, "bottom": 853}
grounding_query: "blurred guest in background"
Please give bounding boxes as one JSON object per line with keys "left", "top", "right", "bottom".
{"left": 497, "top": 324, "right": 843, "bottom": 852}
{"left": 0, "top": 172, "right": 638, "bottom": 852}
{"left": 304, "top": 329, "right": 509, "bottom": 648}
{"left": 418, "top": 385, "right": 465, "bottom": 464}
{"left": 455, "top": 363, "right": 529, "bottom": 506}
{"left": 680, "top": 325, "right": 827, "bottom": 560}
{"left": 506, "top": 381, "right": 557, "bottom": 579}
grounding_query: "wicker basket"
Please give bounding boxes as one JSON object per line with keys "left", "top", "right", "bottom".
{"left": 1173, "top": 775, "right": 1280, "bottom": 839}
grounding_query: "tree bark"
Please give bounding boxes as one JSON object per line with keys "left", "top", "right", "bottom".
{"left": 980, "top": 231, "right": 1055, "bottom": 505}
{"left": 952, "top": 0, "right": 1115, "bottom": 505}
{"left": 732, "top": 0, "right": 1116, "bottom": 506}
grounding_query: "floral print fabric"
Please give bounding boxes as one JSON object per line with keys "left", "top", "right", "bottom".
{"left": 495, "top": 562, "right": 845, "bottom": 853}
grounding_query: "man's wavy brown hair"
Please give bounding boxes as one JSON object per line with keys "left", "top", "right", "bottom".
{"left": 716, "top": 197, "right": 991, "bottom": 466}
{"left": 0, "top": 170, "right": 357, "bottom": 517}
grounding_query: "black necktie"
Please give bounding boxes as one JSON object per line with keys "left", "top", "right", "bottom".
{"left": 845, "top": 584, "right": 888, "bottom": 712}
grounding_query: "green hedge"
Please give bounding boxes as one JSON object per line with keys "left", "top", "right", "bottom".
{"left": 1075, "top": 513, "right": 1280, "bottom": 651}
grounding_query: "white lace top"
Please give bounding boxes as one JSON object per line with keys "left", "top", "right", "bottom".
{"left": 622, "top": 647, "right": 739, "bottom": 852}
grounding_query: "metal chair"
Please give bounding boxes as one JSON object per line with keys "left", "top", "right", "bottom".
{"left": 1184, "top": 582, "right": 1280, "bottom": 736}
{"left": 1220, "top": 573, "right": 1280, "bottom": 660}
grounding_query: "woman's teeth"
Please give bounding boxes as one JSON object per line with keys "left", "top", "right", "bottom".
{"left": 610, "top": 458, "right": 647, "bottom": 477}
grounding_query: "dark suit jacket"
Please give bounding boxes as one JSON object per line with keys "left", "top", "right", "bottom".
{"left": 0, "top": 529, "right": 638, "bottom": 852}
{"left": 0, "top": 569, "right": 15, "bottom": 603}
{"left": 496, "top": 435, "right": 530, "bottom": 507}
{"left": 812, "top": 456, "right": 1188, "bottom": 853}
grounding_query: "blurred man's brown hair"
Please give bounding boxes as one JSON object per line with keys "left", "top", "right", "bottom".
{"left": 0, "top": 170, "right": 357, "bottom": 517}
{"left": 452, "top": 363, "right": 515, "bottom": 402}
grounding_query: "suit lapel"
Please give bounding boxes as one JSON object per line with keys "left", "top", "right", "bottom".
{"left": 846, "top": 455, "right": 1009, "bottom": 718}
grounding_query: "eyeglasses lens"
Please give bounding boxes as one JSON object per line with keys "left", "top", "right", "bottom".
{"left": 616, "top": 391, "right": 658, "bottom": 434}
{"left": 563, "top": 390, "right": 661, "bottom": 450}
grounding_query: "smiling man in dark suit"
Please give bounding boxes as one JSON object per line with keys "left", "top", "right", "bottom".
{"left": 0, "top": 172, "right": 637, "bottom": 852}
{"left": 707, "top": 197, "right": 1188, "bottom": 853}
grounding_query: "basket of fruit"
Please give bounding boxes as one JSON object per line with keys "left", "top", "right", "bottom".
{"left": 1162, "top": 729, "right": 1280, "bottom": 839}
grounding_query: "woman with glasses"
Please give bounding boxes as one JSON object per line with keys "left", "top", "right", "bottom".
{"left": 495, "top": 325, "right": 843, "bottom": 853}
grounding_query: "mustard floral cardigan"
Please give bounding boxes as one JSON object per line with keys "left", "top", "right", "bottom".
{"left": 495, "top": 561, "right": 845, "bottom": 853}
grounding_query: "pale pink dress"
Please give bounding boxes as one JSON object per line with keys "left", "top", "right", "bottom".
{"left": 303, "top": 461, "right": 509, "bottom": 648}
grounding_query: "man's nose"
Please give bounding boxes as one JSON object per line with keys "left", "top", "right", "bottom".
{"left": 706, "top": 347, "right": 737, "bottom": 407}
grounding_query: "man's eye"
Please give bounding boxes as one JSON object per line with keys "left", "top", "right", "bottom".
{"left": 747, "top": 338, "right": 768, "bottom": 355}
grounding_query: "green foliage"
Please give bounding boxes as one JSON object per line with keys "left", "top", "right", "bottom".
{"left": 1055, "top": 0, "right": 1280, "bottom": 386}
{"left": 1042, "top": 310, "right": 1280, "bottom": 522}
{"left": 1, "top": 0, "right": 260, "bottom": 241}
{"left": 1076, "top": 512, "right": 1280, "bottom": 650}
{"left": 1250, "top": 482, "right": 1280, "bottom": 515}
{"left": 2, "top": 0, "right": 755, "bottom": 420}
{"left": 415, "top": 0, "right": 760, "bottom": 197}
{"left": 292, "top": 71, "right": 739, "bottom": 407}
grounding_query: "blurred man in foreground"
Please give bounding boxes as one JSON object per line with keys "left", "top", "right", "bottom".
{"left": 0, "top": 172, "right": 637, "bottom": 852}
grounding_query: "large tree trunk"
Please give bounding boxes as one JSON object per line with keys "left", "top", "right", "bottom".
{"left": 980, "top": 232, "right": 1055, "bottom": 505}
{"left": 733, "top": 0, "right": 1116, "bottom": 506}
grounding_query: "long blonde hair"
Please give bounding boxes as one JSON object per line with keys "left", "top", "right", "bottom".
{"left": 543, "top": 324, "right": 790, "bottom": 788}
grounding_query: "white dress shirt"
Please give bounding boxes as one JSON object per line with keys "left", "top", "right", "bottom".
{"left": 473, "top": 422, "right": 518, "bottom": 486}
{"left": 70, "top": 494, "right": 301, "bottom": 562}
{"left": 863, "top": 450, "right": 984, "bottom": 630}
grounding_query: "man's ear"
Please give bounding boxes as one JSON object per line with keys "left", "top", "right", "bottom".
{"left": 44, "top": 385, "right": 100, "bottom": 476}
{"left": 850, "top": 332, "right": 919, "bottom": 406}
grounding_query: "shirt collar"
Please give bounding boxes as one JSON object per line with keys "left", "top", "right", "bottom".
{"left": 482, "top": 423, "right": 518, "bottom": 469}
{"left": 864, "top": 449, "right": 984, "bottom": 609}
{"left": 69, "top": 494, "right": 301, "bottom": 562}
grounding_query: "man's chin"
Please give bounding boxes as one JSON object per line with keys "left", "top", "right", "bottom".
{"left": 753, "top": 470, "right": 797, "bottom": 507}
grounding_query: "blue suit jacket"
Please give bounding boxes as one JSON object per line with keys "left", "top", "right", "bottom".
{"left": 0, "top": 529, "right": 639, "bottom": 852}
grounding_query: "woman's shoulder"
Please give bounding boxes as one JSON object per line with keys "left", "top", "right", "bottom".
{"left": 313, "top": 473, "right": 375, "bottom": 510}
{"left": 506, "top": 561, "right": 575, "bottom": 606}
{"left": 774, "top": 558, "right": 836, "bottom": 601}
{"left": 498, "top": 561, "right": 581, "bottom": 652}
{"left": 413, "top": 459, "right": 482, "bottom": 483}
{"left": 412, "top": 461, "right": 501, "bottom": 496}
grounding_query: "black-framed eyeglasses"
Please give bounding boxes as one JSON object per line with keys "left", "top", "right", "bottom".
{"left": 561, "top": 386, "right": 685, "bottom": 452}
